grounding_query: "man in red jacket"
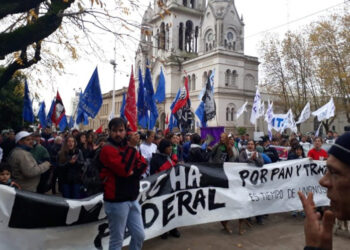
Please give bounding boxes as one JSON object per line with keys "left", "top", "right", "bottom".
{"left": 99, "top": 118, "right": 147, "bottom": 250}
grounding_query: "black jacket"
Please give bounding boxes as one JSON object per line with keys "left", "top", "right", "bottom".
{"left": 188, "top": 144, "right": 210, "bottom": 163}
{"left": 58, "top": 149, "right": 84, "bottom": 185}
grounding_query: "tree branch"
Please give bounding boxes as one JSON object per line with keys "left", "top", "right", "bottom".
{"left": 0, "top": 0, "right": 75, "bottom": 58}
{"left": 0, "top": 0, "right": 46, "bottom": 19}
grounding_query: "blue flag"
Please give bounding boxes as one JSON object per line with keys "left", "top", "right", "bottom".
{"left": 144, "top": 63, "right": 158, "bottom": 129}
{"left": 120, "top": 92, "right": 126, "bottom": 120}
{"left": 59, "top": 114, "right": 68, "bottom": 131}
{"left": 68, "top": 115, "right": 74, "bottom": 129}
{"left": 76, "top": 92, "right": 89, "bottom": 125}
{"left": 195, "top": 101, "right": 207, "bottom": 127}
{"left": 154, "top": 67, "right": 165, "bottom": 103}
{"left": 46, "top": 99, "right": 55, "bottom": 127}
{"left": 79, "top": 67, "right": 102, "bottom": 118}
{"left": 137, "top": 67, "right": 149, "bottom": 129}
{"left": 23, "top": 80, "right": 34, "bottom": 123}
{"left": 169, "top": 88, "right": 181, "bottom": 131}
{"left": 38, "top": 102, "right": 47, "bottom": 128}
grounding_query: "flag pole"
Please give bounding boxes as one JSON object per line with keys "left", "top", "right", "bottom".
{"left": 110, "top": 36, "right": 117, "bottom": 120}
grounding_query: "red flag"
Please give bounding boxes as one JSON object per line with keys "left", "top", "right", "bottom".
{"left": 51, "top": 91, "right": 65, "bottom": 126}
{"left": 124, "top": 65, "right": 137, "bottom": 131}
{"left": 165, "top": 113, "right": 169, "bottom": 125}
{"left": 172, "top": 76, "right": 189, "bottom": 114}
{"left": 95, "top": 125, "right": 103, "bottom": 134}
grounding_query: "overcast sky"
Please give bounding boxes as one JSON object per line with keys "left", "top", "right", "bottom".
{"left": 32, "top": 0, "right": 348, "bottom": 115}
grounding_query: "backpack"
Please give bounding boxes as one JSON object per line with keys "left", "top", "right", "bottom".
{"left": 81, "top": 148, "right": 104, "bottom": 197}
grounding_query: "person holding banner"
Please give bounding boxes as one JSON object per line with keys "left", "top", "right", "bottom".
{"left": 299, "top": 132, "right": 350, "bottom": 250}
{"left": 150, "top": 139, "right": 181, "bottom": 239}
{"left": 307, "top": 137, "right": 328, "bottom": 161}
{"left": 99, "top": 118, "right": 147, "bottom": 250}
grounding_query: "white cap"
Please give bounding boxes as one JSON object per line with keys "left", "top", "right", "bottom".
{"left": 15, "top": 131, "right": 32, "bottom": 143}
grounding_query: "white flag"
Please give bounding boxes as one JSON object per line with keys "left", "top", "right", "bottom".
{"left": 265, "top": 101, "right": 274, "bottom": 140}
{"left": 296, "top": 102, "right": 311, "bottom": 124}
{"left": 108, "top": 111, "right": 114, "bottom": 121}
{"left": 283, "top": 109, "right": 297, "bottom": 133}
{"left": 259, "top": 101, "right": 265, "bottom": 117}
{"left": 312, "top": 98, "right": 335, "bottom": 122}
{"left": 250, "top": 89, "right": 261, "bottom": 125}
{"left": 315, "top": 122, "right": 323, "bottom": 137}
{"left": 236, "top": 101, "right": 248, "bottom": 119}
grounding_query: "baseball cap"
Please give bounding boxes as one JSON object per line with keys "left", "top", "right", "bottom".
{"left": 15, "top": 131, "right": 32, "bottom": 143}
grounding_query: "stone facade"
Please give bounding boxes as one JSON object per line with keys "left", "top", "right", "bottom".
{"left": 134, "top": 0, "right": 259, "bottom": 134}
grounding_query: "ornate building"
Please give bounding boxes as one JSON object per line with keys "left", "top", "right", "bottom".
{"left": 85, "top": 0, "right": 348, "bottom": 136}
{"left": 135, "top": 0, "right": 259, "bottom": 133}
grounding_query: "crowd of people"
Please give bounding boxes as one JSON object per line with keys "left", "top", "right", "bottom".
{"left": 0, "top": 121, "right": 344, "bottom": 250}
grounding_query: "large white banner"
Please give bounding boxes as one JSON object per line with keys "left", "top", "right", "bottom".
{"left": 0, "top": 159, "right": 329, "bottom": 249}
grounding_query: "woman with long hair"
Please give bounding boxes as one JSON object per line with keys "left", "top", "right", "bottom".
{"left": 58, "top": 135, "right": 84, "bottom": 199}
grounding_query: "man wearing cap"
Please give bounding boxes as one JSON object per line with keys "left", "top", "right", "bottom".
{"left": 7, "top": 131, "right": 51, "bottom": 192}
{"left": 299, "top": 132, "right": 350, "bottom": 250}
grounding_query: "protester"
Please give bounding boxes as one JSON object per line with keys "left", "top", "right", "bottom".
{"left": 187, "top": 133, "right": 210, "bottom": 162}
{"left": 57, "top": 135, "right": 84, "bottom": 199}
{"left": 307, "top": 137, "right": 328, "bottom": 160}
{"left": 49, "top": 136, "right": 63, "bottom": 194}
{"left": 0, "top": 162, "right": 20, "bottom": 189}
{"left": 150, "top": 139, "right": 181, "bottom": 239}
{"left": 239, "top": 140, "right": 264, "bottom": 167}
{"left": 99, "top": 118, "right": 147, "bottom": 250}
{"left": 256, "top": 145, "right": 272, "bottom": 164}
{"left": 1, "top": 130, "right": 15, "bottom": 162}
{"left": 140, "top": 130, "right": 157, "bottom": 177}
{"left": 210, "top": 133, "right": 239, "bottom": 163}
{"left": 299, "top": 132, "right": 350, "bottom": 250}
{"left": 288, "top": 144, "right": 305, "bottom": 160}
{"left": 7, "top": 131, "right": 51, "bottom": 192}
{"left": 261, "top": 136, "right": 279, "bottom": 162}
{"left": 31, "top": 132, "right": 52, "bottom": 193}
{"left": 166, "top": 132, "right": 183, "bottom": 162}
{"left": 239, "top": 139, "right": 264, "bottom": 227}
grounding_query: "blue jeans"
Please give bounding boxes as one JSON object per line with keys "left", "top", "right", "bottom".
{"left": 61, "top": 184, "right": 81, "bottom": 199}
{"left": 104, "top": 200, "right": 145, "bottom": 250}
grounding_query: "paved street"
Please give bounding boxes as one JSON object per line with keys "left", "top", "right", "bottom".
{"left": 139, "top": 213, "right": 350, "bottom": 250}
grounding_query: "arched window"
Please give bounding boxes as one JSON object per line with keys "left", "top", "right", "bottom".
{"left": 183, "top": 0, "right": 187, "bottom": 7}
{"left": 226, "top": 31, "right": 236, "bottom": 51}
{"left": 231, "top": 107, "right": 235, "bottom": 121}
{"left": 245, "top": 105, "right": 252, "bottom": 124}
{"left": 244, "top": 74, "right": 255, "bottom": 89}
{"left": 195, "top": 26, "right": 199, "bottom": 52}
{"left": 226, "top": 103, "right": 236, "bottom": 122}
{"left": 191, "top": 74, "right": 196, "bottom": 90}
{"left": 190, "top": 0, "right": 195, "bottom": 8}
{"left": 205, "top": 30, "right": 214, "bottom": 52}
{"left": 225, "top": 69, "right": 231, "bottom": 86}
{"left": 185, "top": 20, "right": 193, "bottom": 52}
{"left": 179, "top": 23, "right": 184, "bottom": 50}
{"left": 203, "top": 71, "right": 208, "bottom": 87}
{"left": 188, "top": 75, "right": 191, "bottom": 91}
{"left": 165, "top": 24, "right": 170, "bottom": 50}
{"left": 157, "top": 29, "right": 160, "bottom": 48}
{"left": 231, "top": 70, "right": 238, "bottom": 86}
{"left": 159, "top": 22, "right": 165, "bottom": 50}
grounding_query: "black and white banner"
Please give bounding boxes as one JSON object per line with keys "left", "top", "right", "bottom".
{"left": 0, "top": 159, "right": 329, "bottom": 249}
